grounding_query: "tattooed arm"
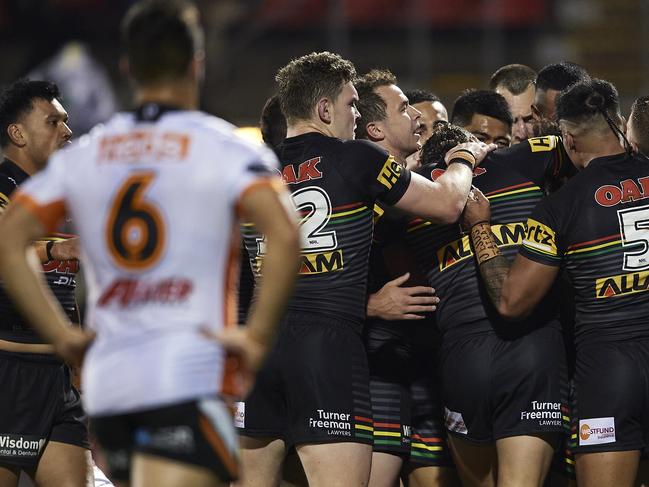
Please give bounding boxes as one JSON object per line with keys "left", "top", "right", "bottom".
{"left": 463, "top": 189, "right": 559, "bottom": 320}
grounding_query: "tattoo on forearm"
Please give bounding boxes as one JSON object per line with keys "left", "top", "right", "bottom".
{"left": 470, "top": 223, "right": 510, "bottom": 307}
{"left": 479, "top": 255, "right": 510, "bottom": 306}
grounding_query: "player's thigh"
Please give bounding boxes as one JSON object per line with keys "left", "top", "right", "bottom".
{"left": 131, "top": 452, "right": 225, "bottom": 487}
{"left": 0, "top": 465, "right": 19, "bottom": 487}
{"left": 495, "top": 433, "right": 555, "bottom": 487}
{"left": 296, "top": 442, "right": 372, "bottom": 487}
{"left": 575, "top": 451, "right": 640, "bottom": 487}
{"left": 446, "top": 435, "right": 496, "bottom": 487}
{"left": 33, "top": 441, "right": 88, "bottom": 487}
{"left": 235, "top": 436, "right": 285, "bottom": 487}
{"left": 407, "top": 465, "right": 461, "bottom": 487}
{"left": 368, "top": 451, "right": 403, "bottom": 487}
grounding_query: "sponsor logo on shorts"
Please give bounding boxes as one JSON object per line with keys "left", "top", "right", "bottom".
{"left": 234, "top": 401, "right": 245, "bottom": 429}
{"left": 579, "top": 417, "right": 616, "bottom": 446}
{"left": 308, "top": 409, "right": 352, "bottom": 437}
{"left": 444, "top": 407, "right": 468, "bottom": 435}
{"left": 135, "top": 426, "right": 195, "bottom": 453}
{"left": 520, "top": 401, "right": 566, "bottom": 427}
{"left": 0, "top": 434, "right": 46, "bottom": 458}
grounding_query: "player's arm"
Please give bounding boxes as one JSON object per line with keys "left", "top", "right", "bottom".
{"left": 0, "top": 201, "right": 92, "bottom": 364}
{"left": 394, "top": 141, "right": 497, "bottom": 224}
{"left": 462, "top": 188, "right": 559, "bottom": 320}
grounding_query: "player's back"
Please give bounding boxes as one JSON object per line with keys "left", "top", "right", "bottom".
{"left": 521, "top": 152, "right": 649, "bottom": 345}
{"left": 26, "top": 105, "right": 277, "bottom": 415}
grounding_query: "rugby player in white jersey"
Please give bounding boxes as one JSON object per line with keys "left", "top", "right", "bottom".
{"left": 0, "top": 1, "right": 299, "bottom": 487}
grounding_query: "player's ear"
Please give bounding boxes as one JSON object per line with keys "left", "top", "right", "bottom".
{"left": 7, "top": 123, "right": 25, "bottom": 148}
{"left": 365, "top": 122, "right": 383, "bottom": 142}
{"left": 564, "top": 132, "right": 576, "bottom": 152}
{"left": 317, "top": 98, "right": 332, "bottom": 124}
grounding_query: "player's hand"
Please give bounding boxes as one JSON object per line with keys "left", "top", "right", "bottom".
{"left": 52, "top": 237, "right": 80, "bottom": 261}
{"left": 205, "top": 327, "right": 268, "bottom": 398}
{"left": 461, "top": 187, "right": 491, "bottom": 229}
{"left": 53, "top": 327, "right": 95, "bottom": 368}
{"left": 366, "top": 272, "right": 439, "bottom": 321}
{"left": 445, "top": 141, "right": 497, "bottom": 169}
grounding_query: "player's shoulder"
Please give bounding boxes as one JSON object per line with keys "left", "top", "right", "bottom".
{"left": 339, "top": 138, "right": 389, "bottom": 163}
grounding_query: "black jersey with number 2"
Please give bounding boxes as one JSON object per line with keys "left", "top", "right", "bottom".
{"left": 242, "top": 132, "right": 411, "bottom": 331}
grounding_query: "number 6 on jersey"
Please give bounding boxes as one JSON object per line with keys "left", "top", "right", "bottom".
{"left": 106, "top": 172, "right": 166, "bottom": 270}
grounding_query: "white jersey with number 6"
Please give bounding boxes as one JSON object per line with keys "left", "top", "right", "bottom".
{"left": 15, "top": 108, "right": 279, "bottom": 416}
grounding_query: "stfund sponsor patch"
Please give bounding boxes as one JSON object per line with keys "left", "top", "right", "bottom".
{"left": 579, "top": 417, "right": 616, "bottom": 446}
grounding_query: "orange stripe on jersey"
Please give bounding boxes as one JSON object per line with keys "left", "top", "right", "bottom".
{"left": 235, "top": 177, "right": 284, "bottom": 218}
{"left": 13, "top": 192, "right": 66, "bottom": 234}
{"left": 198, "top": 414, "right": 239, "bottom": 478}
{"left": 221, "top": 224, "right": 241, "bottom": 398}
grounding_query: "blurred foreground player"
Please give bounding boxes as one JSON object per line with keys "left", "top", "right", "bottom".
{"left": 0, "top": 1, "right": 300, "bottom": 487}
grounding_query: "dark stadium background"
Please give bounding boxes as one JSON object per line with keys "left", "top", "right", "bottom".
{"left": 0, "top": 0, "right": 645, "bottom": 132}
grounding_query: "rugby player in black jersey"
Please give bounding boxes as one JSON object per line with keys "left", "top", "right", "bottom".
{"left": 451, "top": 90, "right": 513, "bottom": 149}
{"left": 403, "top": 89, "right": 448, "bottom": 171}
{"left": 0, "top": 79, "right": 89, "bottom": 487}
{"left": 463, "top": 79, "right": 649, "bottom": 487}
{"left": 238, "top": 52, "right": 495, "bottom": 487}
{"left": 404, "top": 120, "right": 571, "bottom": 487}
{"left": 354, "top": 69, "right": 455, "bottom": 487}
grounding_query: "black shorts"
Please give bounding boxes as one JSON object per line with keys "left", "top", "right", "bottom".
{"left": 92, "top": 397, "right": 238, "bottom": 482}
{"left": 0, "top": 351, "right": 89, "bottom": 468}
{"left": 237, "top": 312, "right": 373, "bottom": 447}
{"left": 570, "top": 339, "right": 649, "bottom": 454}
{"left": 365, "top": 320, "right": 452, "bottom": 467}
{"left": 439, "top": 325, "right": 569, "bottom": 443}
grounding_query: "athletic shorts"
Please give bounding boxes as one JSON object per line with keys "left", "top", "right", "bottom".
{"left": 439, "top": 325, "right": 569, "bottom": 443}
{"left": 570, "top": 338, "right": 649, "bottom": 454}
{"left": 0, "top": 350, "right": 89, "bottom": 468}
{"left": 92, "top": 397, "right": 238, "bottom": 482}
{"left": 365, "top": 321, "right": 452, "bottom": 467}
{"left": 237, "top": 312, "right": 373, "bottom": 447}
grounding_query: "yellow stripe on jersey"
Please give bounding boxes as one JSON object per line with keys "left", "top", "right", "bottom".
{"left": 523, "top": 218, "right": 558, "bottom": 256}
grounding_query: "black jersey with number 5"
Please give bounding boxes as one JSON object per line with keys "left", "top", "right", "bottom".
{"left": 520, "top": 152, "right": 649, "bottom": 345}
{"left": 242, "top": 132, "right": 411, "bottom": 331}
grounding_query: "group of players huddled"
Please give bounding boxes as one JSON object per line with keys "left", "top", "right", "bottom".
{"left": 0, "top": 1, "right": 647, "bottom": 487}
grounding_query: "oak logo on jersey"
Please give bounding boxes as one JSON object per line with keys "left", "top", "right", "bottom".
{"left": 527, "top": 136, "right": 557, "bottom": 152}
{"left": 437, "top": 222, "right": 526, "bottom": 271}
{"left": 523, "top": 219, "right": 558, "bottom": 256}
{"left": 595, "top": 270, "right": 649, "bottom": 298}
{"left": 282, "top": 157, "right": 323, "bottom": 185}
{"left": 594, "top": 177, "right": 649, "bottom": 207}
{"left": 377, "top": 156, "right": 402, "bottom": 190}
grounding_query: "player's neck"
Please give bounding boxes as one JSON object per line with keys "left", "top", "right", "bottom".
{"left": 2, "top": 149, "right": 39, "bottom": 176}
{"left": 581, "top": 136, "right": 625, "bottom": 168}
{"left": 286, "top": 120, "right": 338, "bottom": 139}
{"left": 378, "top": 143, "right": 406, "bottom": 167}
{"left": 134, "top": 80, "right": 198, "bottom": 111}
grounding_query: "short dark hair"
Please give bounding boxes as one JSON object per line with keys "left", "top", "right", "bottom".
{"left": 451, "top": 89, "right": 513, "bottom": 129}
{"left": 404, "top": 89, "right": 440, "bottom": 105}
{"left": 354, "top": 69, "right": 397, "bottom": 140}
{"left": 630, "top": 95, "right": 649, "bottom": 154}
{"left": 420, "top": 121, "right": 471, "bottom": 167}
{"left": 535, "top": 62, "right": 590, "bottom": 92}
{"left": 0, "top": 79, "right": 60, "bottom": 148}
{"left": 276, "top": 51, "right": 356, "bottom": 125}
{"left": 121, "top": 0, "right": 204, "bottom": 85}
{"left": 260, "top": 94, "right": 286, "bottom": 150}
{"left": 556, "top": 78, "right": 620, "bottom": 126}
{"left": 489, "top": 64, "right": 537, "bottom": 95}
